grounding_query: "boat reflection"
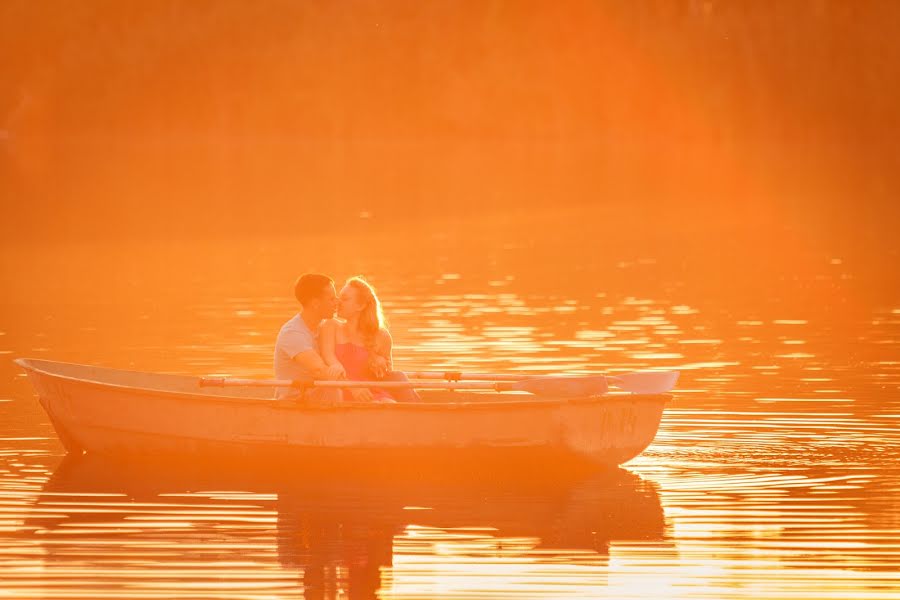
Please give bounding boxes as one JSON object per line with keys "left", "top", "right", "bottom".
{"left": 27, "top": 455, "right": 667, "bottom": 599}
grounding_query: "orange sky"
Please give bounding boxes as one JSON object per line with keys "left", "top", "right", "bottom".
{"left": 1, "top": 1, "right": 898, "bottom": 243}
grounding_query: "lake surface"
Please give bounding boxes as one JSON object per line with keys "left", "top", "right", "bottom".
{"left": 1, "top": 212, "right": 898, "bottom": 599}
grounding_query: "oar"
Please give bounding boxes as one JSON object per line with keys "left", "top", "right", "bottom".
{"left": 200, "top": 375, "right": 610, "bottom": 398}
{"left": 406, "top": 370, "right": 679, "bottom": 395}
{"left": 607, "top": 371, "right": 679, "bottom": 394}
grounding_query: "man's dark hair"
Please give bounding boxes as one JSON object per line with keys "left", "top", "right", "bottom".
{"left": 294, "top": 273, "right": 333, "bottom": 306}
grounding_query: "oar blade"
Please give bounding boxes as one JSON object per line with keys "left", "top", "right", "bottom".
{"left": 613, "top": 371, "right": 679, "bottom": 394}
{"left": 514, "top": 375, "right": 609, "bottom": 398}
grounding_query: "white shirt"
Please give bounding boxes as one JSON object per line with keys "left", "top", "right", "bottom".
{"left": 273, "top": 314, "right": 316, "bottom": 398}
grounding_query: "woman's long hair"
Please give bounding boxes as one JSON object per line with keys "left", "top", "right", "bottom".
{"left": 346, "top": 276, "right": 386, "bottom": 349}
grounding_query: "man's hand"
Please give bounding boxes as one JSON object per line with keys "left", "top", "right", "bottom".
{"left": 368, "top": 355, "right": 390, "bottom": 379}
{"left": 348, "top": 387, "right": 374, "bottom": 402}
{"left": 324, "top": 364, "right": 346, "bottom": 380}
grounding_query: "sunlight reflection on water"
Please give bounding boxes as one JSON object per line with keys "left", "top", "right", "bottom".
{"left": 1, "top": 226, "right": 898, "bottom": 599}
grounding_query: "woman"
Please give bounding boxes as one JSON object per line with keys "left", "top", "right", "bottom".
{"left": 319, "top": 276, "right": 420, "bottom": 403}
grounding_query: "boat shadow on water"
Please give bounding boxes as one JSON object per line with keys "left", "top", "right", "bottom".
{"left": 25, "top": 455, "right": 666, "bottom": 598}
{"left": 24, "top": 454, "right": 669, "bottom": 598}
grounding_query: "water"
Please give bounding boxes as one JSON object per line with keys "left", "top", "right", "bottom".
{"left": 1, "top": 213, "right": 898, "bottom": 599}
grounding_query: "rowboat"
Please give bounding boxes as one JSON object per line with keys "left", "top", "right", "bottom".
{"left": 15, "top": 358, "right": 670, "bottom": 470}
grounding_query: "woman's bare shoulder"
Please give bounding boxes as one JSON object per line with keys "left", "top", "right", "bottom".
{"left": 375, "top": 327, "right": 393, "bottom": 346}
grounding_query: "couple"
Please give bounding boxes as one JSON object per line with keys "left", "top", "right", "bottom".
{"left": 274, "top": 273, "right": 419, "bottom": 404}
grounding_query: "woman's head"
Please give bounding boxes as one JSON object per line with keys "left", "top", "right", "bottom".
{"left": 338, "top": 276, "right": 385, "bottom": 345}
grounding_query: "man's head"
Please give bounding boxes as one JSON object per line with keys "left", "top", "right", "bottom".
{"left": 294, "top": 273, "right": 337, "bottom": 321}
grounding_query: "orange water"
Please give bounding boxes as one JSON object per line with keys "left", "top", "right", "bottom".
{"left": 1, "top": 219, "right": 897, "bottom": 599}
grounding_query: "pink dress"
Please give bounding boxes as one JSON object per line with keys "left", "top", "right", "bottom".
{"left": 334, "top": 343, "right": 394, "bottom": 402}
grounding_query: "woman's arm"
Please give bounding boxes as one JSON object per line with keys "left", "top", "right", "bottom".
{"left": 369, "top": 328, "right": 394, "bottom": 377}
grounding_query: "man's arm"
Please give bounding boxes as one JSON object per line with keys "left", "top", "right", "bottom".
{"left": 317, "top": 319, "right": 346, "bottom": 377}
{"left": 294, "top": 348, "right": 370, "bottom": 400}
{"left": 292, "top": 350, "right": 344, "bottom": 380}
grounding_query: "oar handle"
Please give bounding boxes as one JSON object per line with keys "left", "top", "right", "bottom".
{"left": 201, "top": 377, "right": 288, "bottom": 387}
{"left": 407, "top": 371, "right": 527, "bottom": 382}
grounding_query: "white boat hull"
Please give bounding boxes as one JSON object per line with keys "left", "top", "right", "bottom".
{"left": 16, "top": 358, "right": 668, "bottom": 470}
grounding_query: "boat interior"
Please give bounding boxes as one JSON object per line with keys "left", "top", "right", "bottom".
{"left": 16, "top": 358, "right": 572, "bottom": 405}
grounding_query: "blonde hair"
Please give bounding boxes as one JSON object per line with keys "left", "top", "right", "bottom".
{"left": 346, "top": 276, "right": 386, "bottom": 349}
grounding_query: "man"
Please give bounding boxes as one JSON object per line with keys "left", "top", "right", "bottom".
{"left": 274, "top": 273, "right": 345, "bottom": 403}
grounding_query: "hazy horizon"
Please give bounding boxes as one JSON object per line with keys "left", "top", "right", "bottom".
{"left": 1, "top": 1, "right": 899, "bottom": 245}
